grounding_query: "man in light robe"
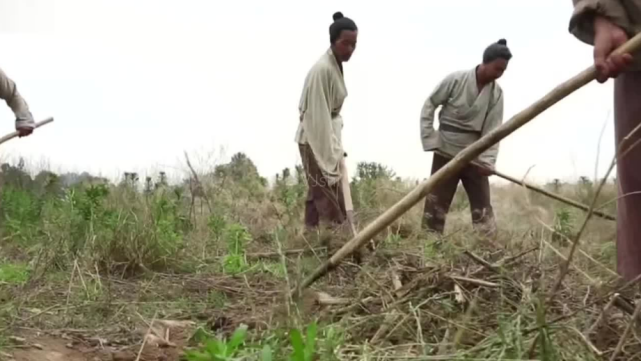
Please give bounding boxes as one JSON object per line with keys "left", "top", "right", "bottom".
{"left": 0, "top": 67, "right": 36, "bottom": 138}
{"left": 420, "top": 39, "right": 512, "bottom": 237}
{"left": 568, "top": 0, "right": 641, "bottom": 285}
{"left": 295, "top": 12, "right": 358, "bottom": 256}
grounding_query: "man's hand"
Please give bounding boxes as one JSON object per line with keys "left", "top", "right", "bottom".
{"left": 593, "top": 16, "right": 634, "bottom": 83}
{"left": 17, "top": 127, "right": 33, "bottom": 138}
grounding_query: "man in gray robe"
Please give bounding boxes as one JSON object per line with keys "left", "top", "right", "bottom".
{"left": 296, "top": 12, "right": 360, "bottom": 259}
{"left": 420, "top": 39, "right": 512, "bottom": 237}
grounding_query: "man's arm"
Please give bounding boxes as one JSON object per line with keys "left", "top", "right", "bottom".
{"left": 477, "top": 89, "right": 504, "bottom": 168}
{"left": 420, "top": 73, "right": 456, "bottom": 151}
{"left": 569, "top": 0, "right": 631, "bottom": 46}
{"left": 0, "top": 68, "right": 35, "bottom": 132}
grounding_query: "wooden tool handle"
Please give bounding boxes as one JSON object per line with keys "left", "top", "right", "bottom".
{"left": 0, "top": 117, "right": 54, "bottom": 146}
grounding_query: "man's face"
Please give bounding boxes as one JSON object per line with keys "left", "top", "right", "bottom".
{"left": 334, "top": 30, "right": 358, "bottom": 62}
{"left": 486, "top": 58, "right": 509, "bottom": 80}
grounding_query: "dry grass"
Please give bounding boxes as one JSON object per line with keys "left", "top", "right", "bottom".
{"left": 0, "top": 155, "right": 636, "bottom": 361}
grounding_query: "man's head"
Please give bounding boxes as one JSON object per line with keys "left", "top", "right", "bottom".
{"left": 479, "top": 39, "right": 512, "bottom": 81}
{"left": 329, "top": 12, "right": 358, "bottom": 62}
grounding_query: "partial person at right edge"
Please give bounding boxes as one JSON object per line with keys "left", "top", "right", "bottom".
{"left": 568, "top": 0, "right": 641, "bottom": 305}
{"left": 419, "top": 39, "right": 512, "bottom": 240}
{"left": 0, "top": 67, "right": 36, "bottom": 138}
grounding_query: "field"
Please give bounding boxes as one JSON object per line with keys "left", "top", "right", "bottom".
{"left": 0, "top": 152, "right": 635, "bottom": 361}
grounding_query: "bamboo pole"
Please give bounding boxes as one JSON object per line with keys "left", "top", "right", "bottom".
{"left": 493, "top": 168, "right": 615, "bottom": 221}
{"left": 291, "top": 32, "right": 641, "bottom": 297}
{"left": 0, "top": 117, "right": 54, "bottom": 146}
{"left": 435, "top": 150, "right": 616, "bottom": 221}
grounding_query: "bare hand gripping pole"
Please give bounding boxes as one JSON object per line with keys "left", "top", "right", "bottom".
{"left": 0, "top": 117, "right": 54, "bottom": 146}
{"left": 291, "top": 32, "right": 641, "bottom": 297}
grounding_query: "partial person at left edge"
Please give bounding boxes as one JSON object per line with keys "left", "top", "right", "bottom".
{"left": 0, "top": 67, "right": 36, "bottom": 138}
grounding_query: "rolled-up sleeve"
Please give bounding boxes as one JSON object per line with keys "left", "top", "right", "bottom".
{"left": 0, "top": 68, "right": 35, "bottom": 130}
{"left": 569, "top": 0, "right": 632, "bottom": 45}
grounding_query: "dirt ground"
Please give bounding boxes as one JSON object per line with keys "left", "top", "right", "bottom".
{"left": 3, "top": 242, "right": 635, "bottom": 360}
{"left": 0, "top": 271, "right": 281, "bottom": 361}
{"left": 5, "top": 319, "right": 195, "bottom": 361}
{"left": 0, "top": 262, "right": 336, "bottom": 361}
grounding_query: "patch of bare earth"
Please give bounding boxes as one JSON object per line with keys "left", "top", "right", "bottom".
{"left": 1, "top": 271, "right": 290, "bottom": 361}
{"left": 6, "top": 319, "right": 195, "bottom": 361}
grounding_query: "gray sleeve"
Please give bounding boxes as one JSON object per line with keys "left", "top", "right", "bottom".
{"left": 420, "top": 73, "right": 456, "bottom": 151}
{"left": 0, "top": 67, "right": 35, "bottom": 130}
{"left": 569, "top": 0, "right": 632, "bottom": 45}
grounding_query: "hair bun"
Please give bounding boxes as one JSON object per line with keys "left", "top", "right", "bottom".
{"left": 333, "top": 12, "right": 344, "bottom": 21}
{"left": 497, "top": 39, "right": 507, "bottom": 45}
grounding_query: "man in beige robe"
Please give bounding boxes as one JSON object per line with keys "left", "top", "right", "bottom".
{"left": 568, "top": 0, "right": 641, "bottom": 285}
{"left": 420, "top": 39, "right": 512, "bottom": 237}
{"left": 295, "top": 12, "right": 358, "bottom": 257}
{"left": 0, "top": 67, "right": 36, "bottom": 137}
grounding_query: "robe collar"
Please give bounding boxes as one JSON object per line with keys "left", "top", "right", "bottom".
{"left": 327, "top": 48, "right": 344, "bottom": 76}
{"left": 471, "top": 66, "right": 495, "bottom": 97}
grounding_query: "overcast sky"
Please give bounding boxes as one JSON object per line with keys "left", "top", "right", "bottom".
{"left": 0, "top": 0, "right": 618, "bottom": 184}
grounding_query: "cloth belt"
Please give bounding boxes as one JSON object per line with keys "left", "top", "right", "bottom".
{"left": 439, "top": 123, "right": 481, "bottom": 135}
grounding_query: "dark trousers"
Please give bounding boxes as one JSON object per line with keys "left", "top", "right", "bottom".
{"left": 614, "top": 71, "right": 641, "bottom": 281}
{"left": 422, "top": 153, "right": 496, "bottom": 235}
{"left": 298, "top": 143, "right": 347, "bottom": 229}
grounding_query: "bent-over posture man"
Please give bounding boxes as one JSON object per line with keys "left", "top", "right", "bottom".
{"left": 420, "top": 39, "right": 512, "bottom": 237}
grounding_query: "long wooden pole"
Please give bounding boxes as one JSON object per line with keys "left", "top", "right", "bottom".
{"left": 435, "top": 150, "right": 616, "bottom": 221}
{"left": 0, "top": 117, "right": 54, "bottom": 146}
{"left": 492, "top": 168, "right": 616, "bottom": 221}
{"left": 291, "top": 32, "right": 641, "bottom": 297}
